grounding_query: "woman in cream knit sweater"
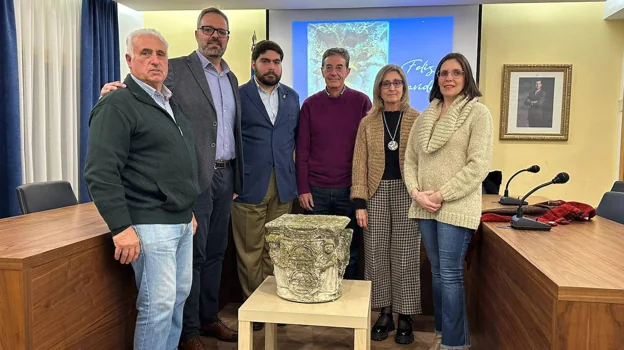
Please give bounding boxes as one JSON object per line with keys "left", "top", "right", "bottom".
{"left": 351, "top": 65, "right": 421, "bottom": 345}
{"left": 404, "top": 53, "right": 493, "bottom": 350}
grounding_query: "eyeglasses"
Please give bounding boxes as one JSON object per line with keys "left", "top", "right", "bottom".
{"left": 322, "top": 65, "right": 346, "bottom": 72}
{"left": 381, "top": 80, "right": 404, "bottom": 89}
{"left": 437, "top": 69, "right": 464, "bottom": 78}
{"left": 198, "top": 26, "right": 230, "bottom": 38}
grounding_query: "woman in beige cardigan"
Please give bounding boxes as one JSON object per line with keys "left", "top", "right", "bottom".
{"left": 404, "top": 53, "right": 493, "bottom": 350}
{"left": 351, "top": 64, "right": 421, "bottom": 345}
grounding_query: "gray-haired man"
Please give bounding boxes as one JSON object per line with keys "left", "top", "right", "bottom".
{"left": 85, "top": 28, "right": 199, "bottom": 350}
{"left": 100, "top": 8, "right": 243, "bottom": 349}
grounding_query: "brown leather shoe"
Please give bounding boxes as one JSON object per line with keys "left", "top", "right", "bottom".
{"left": 201, "top": 318, "right": 238, "bottom": 342}
{"left": 179, "top": 336, "right": 205, "bottom": 350}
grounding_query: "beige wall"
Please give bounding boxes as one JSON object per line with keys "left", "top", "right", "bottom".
{"left": 143, "top": 10, "right": 267, "bottom": 84}
{"left": 479, "top": 2, "right": 624, "bottom": 206}
{"left": 142, "top": 4, "right": 624, "bottom": 206}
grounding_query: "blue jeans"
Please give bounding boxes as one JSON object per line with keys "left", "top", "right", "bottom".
{"left": 131, "top": 222, "right": 193, "bottom": 350}
{"left": 419, "top": 219, "right": 472, "bottom": 349}
{"left": 309, "top": 185, "right": 361, "bottom": 280}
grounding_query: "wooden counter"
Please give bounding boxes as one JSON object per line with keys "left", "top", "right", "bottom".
{"left": 0, "top": 203, "right": 135, "bottom": 350}
{"left": 2, "top": 196, "right": 622, "bottom": 350}
{"left": 471, "top": 195, "right": 624, "bottom": 350}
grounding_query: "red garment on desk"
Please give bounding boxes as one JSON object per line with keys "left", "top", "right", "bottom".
{"left": 480, "top": 200, "right": 596, "bottom": 225}
{"left": 464, "top": 200, "right": 596, "bottom": 268}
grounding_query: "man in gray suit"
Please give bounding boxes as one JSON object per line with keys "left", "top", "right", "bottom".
{"left": 100, "top": 7, "right": 242, "bottom": 350}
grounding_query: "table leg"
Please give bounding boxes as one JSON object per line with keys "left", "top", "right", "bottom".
{"left": 265, "top": 322, "right": 277, "bottom": 350}
{"left": 366, "top": 307, "right": 371, "bottom": 350}
{"left": 354, "top": 328, "right": 369, "bottom": 350}
{"left": 238, "top": 321, "right": 253, "bottom": 350}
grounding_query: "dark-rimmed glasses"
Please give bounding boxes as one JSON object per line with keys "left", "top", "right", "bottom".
{"left": 437, "top": 69, "right": 464, "bottom": 78}
{"left": 198, "top": 26, "right": 230, "bottom": 38}
{"left": 381, "top": 80, "right": 404, "bottom": 89}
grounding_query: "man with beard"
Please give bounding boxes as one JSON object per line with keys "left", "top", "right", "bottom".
{"left": 100, "top": 7, "right": 243, "bottom": 350}
{"left": 173, "top": 8, "right": 243, "bottom": 349}
{"left": 231, "top": 41, "right": 300, "bottom": 332}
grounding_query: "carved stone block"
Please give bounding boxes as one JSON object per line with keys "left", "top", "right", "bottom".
{"left": 265, "top": 214, "right": 353, "bottom": 303}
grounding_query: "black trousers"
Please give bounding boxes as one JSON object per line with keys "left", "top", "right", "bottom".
{"left": 181, "top": 167, "right": 233, "bottom": 340}
{"left": 309, "top": 185, "right": 361, "bottom": 280}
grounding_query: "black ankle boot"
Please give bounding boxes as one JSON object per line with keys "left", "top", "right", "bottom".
{"left": 371, "top": 312, "right": 395, "bottom": 341}
{"left": 395, "top": 314, "right": 414, "bottom": 345}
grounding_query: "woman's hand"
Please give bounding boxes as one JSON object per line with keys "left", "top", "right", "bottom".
{"left": 429, "top": 191, "right": 443, "bottom": 205}
{"left": 411, "top": 189, "right": 441, "bottom": 213}
{"left": 356, "top": 209, "right": 368, "bottom": 230}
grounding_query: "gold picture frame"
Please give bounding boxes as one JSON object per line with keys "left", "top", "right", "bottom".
{"left": 500, "top": 64, "right": 572, "bottom": 141}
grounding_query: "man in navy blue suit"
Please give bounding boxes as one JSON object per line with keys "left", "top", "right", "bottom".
{"left": 231, "top": 40, "right": 300, "bottom": 331}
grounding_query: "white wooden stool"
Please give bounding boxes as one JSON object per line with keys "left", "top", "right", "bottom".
{"left": 238, "top": 276, "right": 372, "bottom": 350}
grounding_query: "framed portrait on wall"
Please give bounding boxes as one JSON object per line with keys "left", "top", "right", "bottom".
{"left": 499, "top": 64, "right": 572, "bottom": 141}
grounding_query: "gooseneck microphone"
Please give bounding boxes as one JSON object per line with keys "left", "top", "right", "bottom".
{"left": 499, "top": 165, "right": 541, "bottom": 206}
{"left": 510, "top": 172, "right": 570, "bottom": 231}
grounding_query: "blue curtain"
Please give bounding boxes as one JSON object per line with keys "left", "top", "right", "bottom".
{"left": 80, "top": 0, "right": 120, "bottom": 202}
{"left": 0, "top": 0, "right": 22, "bottom": 218}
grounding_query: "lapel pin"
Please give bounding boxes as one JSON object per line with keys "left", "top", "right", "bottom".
{"left": 283, "top": 94, "right": 286, "bottom": 99}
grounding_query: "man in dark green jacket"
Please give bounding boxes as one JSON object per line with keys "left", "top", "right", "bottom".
{"left": 84, "top": 28, "right": 200, "bottom": 350}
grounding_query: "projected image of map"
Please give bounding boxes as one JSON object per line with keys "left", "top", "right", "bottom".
{"left": 306, "top": 21, "right": 389, "bottom": 98}
{"left": 293, "top": 17, "right": 454, "bottom": 111}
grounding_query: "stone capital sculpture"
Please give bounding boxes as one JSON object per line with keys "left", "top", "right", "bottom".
{"left": 265, "top": 214, "right": 353, "bottom": 303}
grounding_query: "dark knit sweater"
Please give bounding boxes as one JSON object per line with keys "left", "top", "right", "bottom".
{"left": 84, "top": 75, "right": 200, "bottom": 236}
{"left": 295, "top": 86, "right": 372, "bottom": 194}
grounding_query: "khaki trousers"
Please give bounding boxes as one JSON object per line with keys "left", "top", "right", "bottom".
{"left": 232, "top": 169, "right": 292, "bottom": 299}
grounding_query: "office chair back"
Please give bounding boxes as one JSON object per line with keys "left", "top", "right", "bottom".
{"left": 611, "top": 181, "right": 624, "bottom": 193}
{"left": 482, "top": 170, "right": 503, "bottom": 195}
{"left": 596, "top": 191, "right": 624, "bottom": 225}
{"left": 16, "top": 180, "right": 78, "bottom": 214}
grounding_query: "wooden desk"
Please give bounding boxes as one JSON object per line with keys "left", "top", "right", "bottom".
{"left": 11, "top": 197, "right": 615, "bottom": 349}
{"left": 0, "top": 203, "right": 136, "bottom": 350}
{"left": 471, "top": 195, "right": 624, "bottom": 350}
{"left": 238, "top": 276, "right": 372, "bottom": 350}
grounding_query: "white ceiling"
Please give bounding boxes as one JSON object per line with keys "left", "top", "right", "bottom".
{"left": 115, "top": 0, "right": 603, "bottom": 11}
{"left": 604, "top": 0, "right": 624, "bottom": 19}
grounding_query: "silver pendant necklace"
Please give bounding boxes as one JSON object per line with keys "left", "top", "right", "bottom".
{"left": 382, "top": 111, "right": 403, "bottom": 151}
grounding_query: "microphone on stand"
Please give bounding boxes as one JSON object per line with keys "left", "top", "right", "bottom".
{"left": 499, "top": 165, "right": 541, "bottom": 205}
{"left": 510, "top": 172, "right": 570, "bottom": 231}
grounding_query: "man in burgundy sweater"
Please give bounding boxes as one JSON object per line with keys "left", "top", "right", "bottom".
{"left": 295, "top": 47, "right": 372, "bottom": 279}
